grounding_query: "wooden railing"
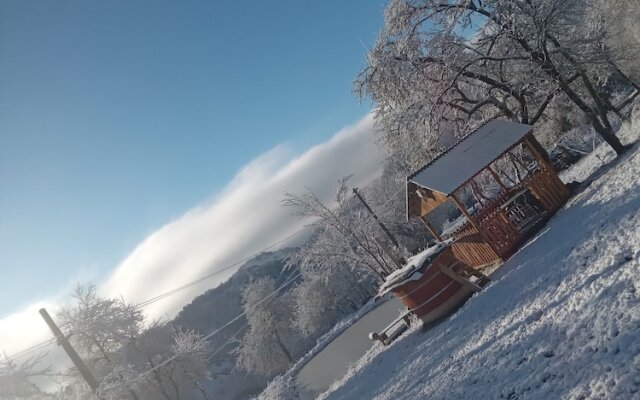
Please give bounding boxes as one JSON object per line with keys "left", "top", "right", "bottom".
{"left": 447, "top": 167, "right": 570, "bottom": 263}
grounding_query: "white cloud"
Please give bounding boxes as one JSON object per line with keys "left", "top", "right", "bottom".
{"left": 0, "top": 113, "right": 386, "bottom": 367}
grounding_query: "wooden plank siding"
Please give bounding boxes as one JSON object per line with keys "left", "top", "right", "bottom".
{"left": 526, "top": 169, "right": 570, "bottom": 211}
{"left": 447, "top": 223, "right": 501, "bottom": 268}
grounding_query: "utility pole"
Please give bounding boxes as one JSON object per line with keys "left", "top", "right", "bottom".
{"left": 352, "top": 187, "right": 400, "bottom": 248}
{"left": 39, "top": 308, "right": 100, "bottom": 393}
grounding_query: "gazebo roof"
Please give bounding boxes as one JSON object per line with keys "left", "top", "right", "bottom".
{"left": 408, "top": 120, "right": 533, "bottom": 195}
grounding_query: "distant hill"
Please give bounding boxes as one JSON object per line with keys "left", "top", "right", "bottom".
{"left": 171, "top": 247, "right": 299, "bottom": 399}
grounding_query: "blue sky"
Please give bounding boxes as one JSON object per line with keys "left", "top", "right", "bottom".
{"left": 0, "top": 1, "right": 385, "bottom": 317}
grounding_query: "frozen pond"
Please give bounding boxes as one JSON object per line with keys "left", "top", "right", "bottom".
{"left": 295, "top": 297, "right": 405, "bottom": 399}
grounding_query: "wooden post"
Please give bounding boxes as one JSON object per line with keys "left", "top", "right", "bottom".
{"left": 524, "top": 135, "right": 570, "bottom": 198}
{"left": 487, "top": 166, "right": 508, "bottom": 191}
{"left": 523, "top": 134, "right": 553, "bottom": 165}
{"left": 524, "top": 135, "right": 555, "bottom": 174}
{"left": 418, "top": 216, "right": 443, "bottom": 242}
{"left": 450, "top": 193, "right": 480, "bottom": 232}
{"left": 39, "top": 308, "right": 100, "bottom": 393}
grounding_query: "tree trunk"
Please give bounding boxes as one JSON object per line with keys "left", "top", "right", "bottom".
{"left": 273, "top": 331, "right": 294, "bottom": 363}
{"left": 548, "top": 63, "right": 626, "bottom": 155}
{"left": 592, "top": 121, "right": 627, "bottom": 155}
{"left": 196, "top": 381, "right": 212, "bottom": 400}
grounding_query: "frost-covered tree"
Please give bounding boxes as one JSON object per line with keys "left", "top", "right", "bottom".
{"left": 290, "top": 263, "right": 373, "bottom": 336}
{"left": 234, "top": 277, "right": 299, "bottom": 376}
{"left": 115, "top": 324, "right": 211, "bottom": 400}
{"left": 363, "top": 168, "right": 432, "bottom": 247}
{"left": 590, "top": 0, "right": 640, "bottom": 84}
{"left": 55, "top": 285, "right": 211, "bottom": 400}
{"left": 59, "top": 285, "right": 144, "bottom": 366}
{"left": 283, "top": 177, "right": 404, "bottom": 280}
{"left": 358, "top": 0, "right": 637, "bottom": 162}
{"left": 167, "top": 329, "right": 210, "bottom": 391}
{"left": 57, "top": 285, "right": 144, "bottom": 400}
{"left": 282, "top": 173, "right": 433, "bottom": 337}
{"left": 0, "top": 355, "right": 52, "bottom": 400}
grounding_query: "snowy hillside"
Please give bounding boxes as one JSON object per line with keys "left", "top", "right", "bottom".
{"left": 319, "top": 118, "right": 640, "bottom": 399}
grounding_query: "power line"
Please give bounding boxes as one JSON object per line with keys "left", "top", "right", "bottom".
{"left": 206, "top": 323, "right": 246, "bottom": 362}
{"left": 2, "top": 337, "right": 58, "bottom": 363}
{"left": 377, "top": 187, "right": 404, "bottom": 210}
{"left": 3, "top": 229, "right": 307, "bottom": 366}
{"left": 2, "top": 319, "right": 101, "bottom": 364}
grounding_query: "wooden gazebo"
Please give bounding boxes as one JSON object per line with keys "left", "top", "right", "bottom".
{"left": 407, "top": 120, "right": 570, "bottom": 269}
{"left": 370, "top": 121, "right": 571, "bottom": 332}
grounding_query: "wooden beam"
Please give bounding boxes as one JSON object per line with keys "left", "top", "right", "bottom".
{"left": 438, "top": 263, "right": 482, "bottom": 292}
{"left": 419, "top": 216, "right": 443, "bottom": 242}
{"left": 487, "top": 165, "right": 508, "bottom": 191}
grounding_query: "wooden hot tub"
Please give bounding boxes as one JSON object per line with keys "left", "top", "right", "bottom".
{"left": 383, "top": 244, "right": 490, "bottom": 324}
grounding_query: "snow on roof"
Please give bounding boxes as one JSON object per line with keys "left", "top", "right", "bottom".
{"left": 409, "top": 120, "right": 533, "bottom": 195}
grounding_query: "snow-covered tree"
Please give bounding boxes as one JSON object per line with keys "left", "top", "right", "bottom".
{"left": 116, "top": 324, "right": 211, "bottom": 400}
{"left": 58, "top": 285, "right": 144, "bottom": 366}
{"left": 283, "top": 177, "right": 403, "bottom": 280}
{"left": 291, "top": 263, "right": 373, "bottom": 336}
{"left": 0, "top": 355, "right": 53, "bottom": 400}
{"left": 589, "top": 0, "right": 640, "bottom": 84}
{"left": 234, "top": 277, "right": 299, "bottom": 376}
{"left": 282, "top": 172, "right": 435, "bottom": 338}
{"left": 56, "top": 285, "right": 143, "bottom": 400}
{"left": 358, "top": 0, "right": 638, "bottom": 162}
{"left": 54, "top": 285, "right": 211, "bottom": 400}
{"left": 168, "top": 329, "right": 210, "bottom": 389}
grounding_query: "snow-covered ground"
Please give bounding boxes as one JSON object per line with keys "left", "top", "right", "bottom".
{"left": 318, "top": 115, "right": 640, "bottom": 399}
